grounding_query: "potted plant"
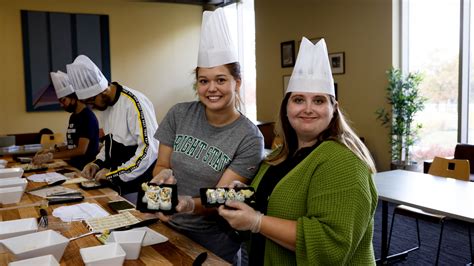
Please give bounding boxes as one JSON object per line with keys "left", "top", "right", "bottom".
{"left": 376, "top": 68, "right": 426, "bottom": 170}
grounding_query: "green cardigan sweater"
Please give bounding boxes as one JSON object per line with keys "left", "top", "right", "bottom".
{"left": 251, "top": 140, "right": 378, "bottom": 265}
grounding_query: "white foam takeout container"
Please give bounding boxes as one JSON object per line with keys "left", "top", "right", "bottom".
{"left": 106, "top": 230, "right": 146, "bottom": 260}
{"left": 0, "top": 218, "right": 38, "bottom": 253}
{"left": 0, "top": 168, "right": 24, "bottom": 179}
{"left": 130, "top": 226, "right": 168, "bottom": 246}
{"left": 8, "top": 254, "right": 59, "bottom": 266}
{"left": 80, "top": 243, "right": 126, "bottom": 266}
{"left": 1, "top": 229, "right": 69, "bottom": 261}
{"left": 0, "top": 186, "right": 25, "bottom": 204}
{"left": 0, "top": 177, "right": 27, "bottom": 190}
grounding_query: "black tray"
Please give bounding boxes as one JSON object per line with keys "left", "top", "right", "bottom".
{"left": 108, "top": 200, "right": 135, "bottom": 213}
{"left": 200, "top": 187, "right": 256, "bottom": 208}
{"left": 136, "top": 183, "right": 178, "bottom": 214}
{"left": 47, "top": 195, "right": 84, "bottom": 205}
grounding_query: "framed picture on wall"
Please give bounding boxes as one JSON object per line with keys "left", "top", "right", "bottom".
{"left": 329, "top": 52, "right": 345, "bottom": 75}
{"left": 281, "top": 41, "right": 295, "bottom": 68}
{"left": 21, "top": 10, "right": 111, "bottom": 112}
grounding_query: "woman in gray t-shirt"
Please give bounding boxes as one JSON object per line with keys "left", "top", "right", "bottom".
{"left": 151, "top": 61, "right": 264, "bottom": 262}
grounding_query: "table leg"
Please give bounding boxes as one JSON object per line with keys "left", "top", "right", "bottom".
{"left": 381, "top": 200, "right": 388, "bottom": 263}
{"left": 378, "top": 201, "right": 411, "bottom": 264}
{"left": 376, "top": 201, "right": 389, "bottom": 265}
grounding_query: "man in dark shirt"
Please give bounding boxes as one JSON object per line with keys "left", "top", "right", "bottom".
{"left": 33, "top": 71, "right": 99, "bottom": 169}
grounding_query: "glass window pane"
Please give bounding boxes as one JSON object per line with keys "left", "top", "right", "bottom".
{"left": 409, "top": 0, "right": 460, "bottom": 163}
{"left": 224, "top": 1, "right": 256, "bottom": 121}
{"left": 470, "top": 0, "right": 474, "bottom": 143}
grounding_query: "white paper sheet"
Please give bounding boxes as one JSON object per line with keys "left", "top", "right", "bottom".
{"left": 27, "top": 172, "right": 68, "bottom": 183}
{"left": 52, "top": 202, "right": 109, "bottom": 222}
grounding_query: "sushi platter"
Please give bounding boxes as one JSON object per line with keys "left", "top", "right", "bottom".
{"left": 136, "top": 182, "right": 178, "bottom": 214}
{"left": 200, "top": 187, "right": 256, "bottom": 208}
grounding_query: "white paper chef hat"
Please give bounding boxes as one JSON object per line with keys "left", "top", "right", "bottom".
{"left": 286, "top": 37, "right": 335, "bottom": 96}
{"left": 50, "top": 71, "right": 74, "bottom": 99}
{"left": 197, "top": 8, "right": 238, "bottom": 67}
{"left": 66, "top": 55, "right": 109, "bottom": 100}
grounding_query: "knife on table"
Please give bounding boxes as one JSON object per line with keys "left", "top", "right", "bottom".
{"left": 26, "top": 179, "right": 66, "bottom": 192}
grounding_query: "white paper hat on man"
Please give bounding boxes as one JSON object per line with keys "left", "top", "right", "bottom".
{"left": 286, "top": 37, "right": 335, "bottom": 96}
{"left": 197, "top": 8, "right": 238, "bottom": 68}
{"left": 50, "top": 71, "right": 74, "bottom": 99}
{"left": 67, "top": 55, "right": 109, "bottom": 100}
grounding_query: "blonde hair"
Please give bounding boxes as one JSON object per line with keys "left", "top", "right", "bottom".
{"left": 268, "top": 93, "right": 377, "bottom": 173}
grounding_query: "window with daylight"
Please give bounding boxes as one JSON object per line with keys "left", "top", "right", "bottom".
{"left": 400, "top": 0, "right": 474, "bottom": 165}
{"left": 223, "top": 0, "right": 256, "bottom": 121}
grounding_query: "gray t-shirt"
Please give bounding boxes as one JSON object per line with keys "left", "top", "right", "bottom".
{"left": 154, "top": 101, "right": 264, "bottom": 231}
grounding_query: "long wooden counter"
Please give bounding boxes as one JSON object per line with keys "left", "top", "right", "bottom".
{"left": 0, "top": 158, "right": 229, "bottom": 265}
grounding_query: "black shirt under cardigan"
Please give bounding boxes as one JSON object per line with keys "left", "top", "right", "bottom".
{"left": 250, "top": 142, "right": 321, "bottom": 266}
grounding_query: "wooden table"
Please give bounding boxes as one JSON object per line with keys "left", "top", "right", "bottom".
{"left": 374, "top": 170, "right": 474, "bottom": 264}
{"left": 0, "top": 159, "right": 229, "bottom": 265}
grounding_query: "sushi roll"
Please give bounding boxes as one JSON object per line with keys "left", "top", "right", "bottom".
{"left": 206, "top": 189, "right": 217, "bottom": 204}
{"left": 145, "top": 187, "right": 160, "bottom": 202}
{"left": 216, "top": 188, "right": 226, "bottom": 204}
{"left": 160, "top": 198, "right": 172, "bottom": 210}
{"left": 227, "top": 189, "right": 237, "bottom": 201}
{"left": 147, "top": 198, "right": 160, "bottom": 210}
{"left": 160, "top": 187, "right": 172, "bottom": 201}
{"left": 235, "top": 190, "right": 245, "bottom": 202}
{"left": 240, "top": 189, "right": 255, "bottom": 198}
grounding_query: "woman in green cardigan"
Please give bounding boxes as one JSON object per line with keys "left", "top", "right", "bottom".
{"left": 218, "top": 37, "right": 378, "bottom": 265}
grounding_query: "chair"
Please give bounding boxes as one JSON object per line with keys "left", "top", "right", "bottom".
{"left": 424, "top": 143, "right": 474, "bottom": 177}
{"left": 454, "top": 144, "right": 474, "bottom": 180}
{"left": 428, "top": 156, "right": 470, "bottom": 181}
{"left": 387, "top": 156, "right": 472, "bottom": 265}
{"left": 40, "top": 133, "right": 64, "bottom": 150}
{"left": 255, "top": 121, "right": 276, "bottom": 150}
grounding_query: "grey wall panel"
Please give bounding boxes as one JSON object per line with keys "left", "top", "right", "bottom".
{"left": 50, "top": 13, "right": 73, "bottom": 73}
{"left": 26, "top": 11, "right": 50, "bottom": 102}
{"left": 76, "top": 14, "right": 102, "bottom": 70}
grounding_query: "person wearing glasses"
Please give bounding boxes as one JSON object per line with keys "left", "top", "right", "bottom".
{"left": 67, "top": 55, "right": 159, "bottom": 202}
{"left": 33, "top": 71, "right": 99, "bottom": 170}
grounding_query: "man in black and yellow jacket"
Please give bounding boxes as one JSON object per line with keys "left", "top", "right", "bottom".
{"left": 67, "top": 55, "right": 158, "bottom": 203}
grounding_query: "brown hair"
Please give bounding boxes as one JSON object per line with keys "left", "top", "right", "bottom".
{"left": 268, "top": 93, "right": 376, "bottom": 173}
{"left": 194, "top": 62, "right": 242, "bottom": 111}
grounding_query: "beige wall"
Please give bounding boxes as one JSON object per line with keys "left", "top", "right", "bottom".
{"left": 255, "top": 0, "right": 393, "bottom": 171}
{"left": 1, "top": 0, "right": 394, "bottom": 170}
{"left": 0, "top": 0, "right": 201, "bottom": 136}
